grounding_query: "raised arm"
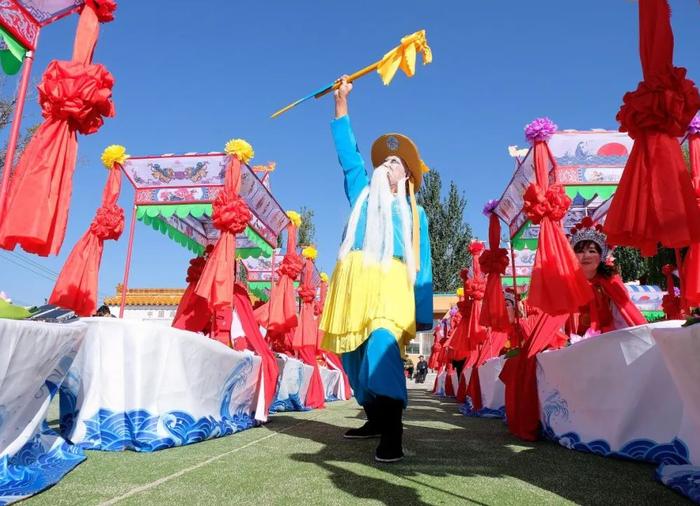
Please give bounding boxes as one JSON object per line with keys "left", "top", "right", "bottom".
{"left": 331, "top": 76, "right": 369, "bottom": 207}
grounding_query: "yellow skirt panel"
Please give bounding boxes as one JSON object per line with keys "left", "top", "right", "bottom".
{"left": 319, "top": 251, "right": 416, "bottom": 354}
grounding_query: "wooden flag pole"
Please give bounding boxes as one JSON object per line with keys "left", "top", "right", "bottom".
{"left": 271, "top": 61, "right": 380, "bottom": 119}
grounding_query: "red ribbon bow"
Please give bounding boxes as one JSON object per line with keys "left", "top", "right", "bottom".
{"left": 84, "top": 0, "right": 118, "bottom": 23}
{"left": 523, "top": 183, "right": 571, "bottom": 224}
{"left": 212, "top": 192, "right": 251, "bottom": 235}
{"left": 479, "top": 248, "right": 509, "bottom": 275}
{"left": 278, "top": 254, "right": 303, "bottom": 280}
{"left": 464, "top": 278, "right": 485, "bottom": 301}
{"left": 38, "top": 61, "right": 115, "bottom": 135}
{"left": 89, "top": 204, "right": 124, "bottom": 240}
{"left": 186, "top": 256, "right": 206, "bottom": 284}
{"left": 617, "top": 67, "right": 700, "bottom": 139}
{"left": 299, "top": 286, "right": 316, "bottom": 304}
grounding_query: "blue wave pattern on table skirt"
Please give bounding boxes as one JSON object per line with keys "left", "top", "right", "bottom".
{"left": 541, "top": 390, "right": 691, "bottom": 466}
{"left": 656, "top": 464, "right": 700, "bottom": 504}
{"left": 0, "top": 432, "right": 85, "bottom": 505}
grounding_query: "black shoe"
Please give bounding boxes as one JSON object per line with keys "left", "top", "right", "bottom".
{"left": 344, "top": 402, "right": 380, "bottom": 439}
{"left": 344, "top": 421, "right": 381, "bottom": 439}
{"left": 374, "top": 396, "right": 404, "bottom": 463}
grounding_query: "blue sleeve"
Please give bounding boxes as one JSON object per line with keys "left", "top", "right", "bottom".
{"left": 415, "top": 206, "right": 433, "bottom": 330}
{"left": 331, "top": 115, "right": 369, "bottom": 207}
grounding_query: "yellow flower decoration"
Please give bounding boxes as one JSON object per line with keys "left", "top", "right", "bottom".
{"left": 286, "top": 210, "right": 302, "bottom": 228}
{"left": 420, "top": 160, "right": 430, "bottom": 174}
{"left": 224, "top": 138, "right": 255, "bottom": 164}
{"left": 302, "top": 246, "right": 318, "bottom": 260}
{"left": 504, "top": 340, "right": 511, "bottom": 349}
{"left": 456, "top": 287, "right": 464, "bottom": 297}
{"left": 101, "top": 145, "right": 129, "bottom": 169}
{"left": 320, "top": 272, "right": 329, "bottom": 283}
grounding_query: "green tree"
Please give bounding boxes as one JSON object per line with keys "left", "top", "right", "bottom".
{"left": 613, "top": 246, "right": 646, "bottom": 282}
{"left": 298, "top": 206, "right": 316, "bottom": 247}
{"left": 0, "top": 78, "right": 37, "bottom": 179}
{"left": 417, "top": 170, "right": 473, "bottom": 292}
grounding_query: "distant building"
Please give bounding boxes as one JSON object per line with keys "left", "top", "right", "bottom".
{"left": 104, "top": 285, "right": 183, "bottom": 325}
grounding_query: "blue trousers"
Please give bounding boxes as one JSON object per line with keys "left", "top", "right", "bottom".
{"left": 341, "top": 328, "right": 408, "bottom": 408}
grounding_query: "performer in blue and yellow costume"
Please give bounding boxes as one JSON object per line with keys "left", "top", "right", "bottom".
{"left": 320, "top": 76, "right": 433, "bottom": 463}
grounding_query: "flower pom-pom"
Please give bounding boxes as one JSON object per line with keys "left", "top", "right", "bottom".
{"left": 320, "top": 272, "right": 329, "bottom": 283}
{"left": 286, "top": 210, "right": 302, "bottom": 228}
{"left": 689, "top": 113, "right": 700, "bottom": 136}
{"left": 482, "top": 199, "right": 499, "bottom": 217}
{"left": 581, "top": 216, "right": 594, "bottom": 228}
{"left": 224, "top": 138, "right": 254, "bottom": 164}
{"left": 101, "top": 144, "right": 128, "bottom": 169}
{"left": 302, "top": 246, "right": 318, "bottom": 260}
{"left": 468, "top": 240, "right": 485, "bottom": 256}
{"left": 456, "top": 287, "right": 464, "bottom": 298}
{"left": 524, "top": 117, "right": 557, "bottom": 144}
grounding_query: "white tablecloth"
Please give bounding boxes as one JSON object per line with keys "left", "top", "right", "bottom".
{"left": 537, "top": 321, "right": 693, "bottom": 467}
{"left": 319, "top": 366, "right": 342, "bottom": 401}
{"left": 59, "top": 318, "right": 262, "bottom": 452}
{"left": 270, "top": 354, "right": 307, "bottom": 413}
{"left": 0, "top": 319, "right": 87, "bottom": 504}
{"left": 652, "top": 324, "right": 700, "bottom": 502}
{"left": 462, "top": 357, "right": 506, "bottom": 418}
{"left": 434, "top": 369, "right": 458, "bottom": 397}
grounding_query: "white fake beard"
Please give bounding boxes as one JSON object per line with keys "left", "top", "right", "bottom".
{"left": 337, "top": 166, "right": 415, "bottom": 284}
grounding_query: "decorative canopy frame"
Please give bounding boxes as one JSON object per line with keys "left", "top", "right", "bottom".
{"left": 0, "top": 0, "right": 83, "bottom": 50}
{"left": 494, "top": 129, "right": 633, "bottom": 288}
{"left": 118, "top": 152, "right": 292, "bottom": 314}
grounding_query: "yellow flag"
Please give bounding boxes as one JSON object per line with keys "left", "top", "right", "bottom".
{"left": 376, "top": 30, "right": 433, "bottom": 86}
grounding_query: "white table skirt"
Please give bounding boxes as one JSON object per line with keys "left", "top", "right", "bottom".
{"left": 462, "top": 357, "right": 505, "bottom": 418}
{"left": 59, "top": 318, "right": 262, "bottom": 452}
{"left": 537, "top": 321, "right": 693, "bottom": 467}
{"left": 652, "top": 324, "right": 700, "bottom": 502}
{"left": 0, "top": 319, "right": 87, "bottom": 504}
{"left": 270, "top": 354, "right": 307, "bottom": 413}
{"left": 319, "top": 366, "right": 342, "bottom": 401}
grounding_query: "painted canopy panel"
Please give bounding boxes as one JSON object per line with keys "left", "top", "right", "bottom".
{"left": 16, "top": 0, "right": 82, "bottom": 24}
{"left": 495, "top": 130, "right": 633, "bottom": 229}
{"left": 242, "top": 249, "right": 321, "bottom": 286}
{"left": 123, "top": 154, "right": 289, "bottom": 246}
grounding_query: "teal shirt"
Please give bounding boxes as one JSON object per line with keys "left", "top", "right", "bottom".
{"left": 331, "top": 115, "right": 434, "bottom": 329}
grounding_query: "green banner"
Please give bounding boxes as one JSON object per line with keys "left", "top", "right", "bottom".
{"left": 0, "top": 26, "right": 26, "bottom": 75}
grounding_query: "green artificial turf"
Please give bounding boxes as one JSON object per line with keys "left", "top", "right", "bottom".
{"left": 29, "top": 390, "right": 689, "bottom": 505}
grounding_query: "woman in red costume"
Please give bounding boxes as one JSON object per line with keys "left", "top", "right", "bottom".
{"left": 570, "top": 217, "right": 646, "bottom": 337}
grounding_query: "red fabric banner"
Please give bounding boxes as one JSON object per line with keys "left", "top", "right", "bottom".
{"left": 683, "top": 134, "right": 700, "bottom": 305}
{"left": 604, "top": 0, "right": 700, "bottom": 255}
{"left": 0, "top": 5, "right": 115, "bottom": 256}
{"left": 49, "top": 165, "right": 123, "bottom": 315}
{"left": 525, "top": 142, "right": 593, "bottom": 315}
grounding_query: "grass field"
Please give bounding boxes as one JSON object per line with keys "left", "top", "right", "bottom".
{"left": 29, "top": 388, "right": 688, "bottom": 505}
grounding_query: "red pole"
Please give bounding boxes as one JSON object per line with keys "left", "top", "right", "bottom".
{"left": 119, "top": 206, "right": 138, "bottom": 318}
{"left": 0, "top": 47, "right": 36, "bottom": 218}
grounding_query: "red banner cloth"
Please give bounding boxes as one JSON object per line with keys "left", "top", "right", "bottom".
{"left": 232, "top": 283, "right": 279, "bottom": 416}
{"left": 500, "top": 313, "right": 568, "bottom": 441}
{"left": 480, "top": 214, "right": 510, "bottom": 331}
{"left": 683, "top": 134, "right": 700, "bottom": 305}
{"left": 604, "top": 0, "right": 700, "bottom": 256}
{"left": 0, "top": 5, "right": 115, "bottom": 256}
{"left": 195, "top": 155, "right": 250, "bottom": 320}
{"left": 297, "top": 346, "right": 325, "bottom": 409}
{"left": 260, "top": 223, "right": 301, "bottom": 340}
{"left": 48, "top": 165, "right": 123, "bottom": 315}
{"left": 525, "top": 142, "right": 593, "bottom": 315}
{"left": 292, "top": 257, "right": 318, "bottom": 349}
{"left": 172, "top": 254, "right": 211, "bottom": 333}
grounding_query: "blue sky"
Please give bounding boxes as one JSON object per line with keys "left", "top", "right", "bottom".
{"left": 1, "top": 0, "right": 700, "bottom": 306}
